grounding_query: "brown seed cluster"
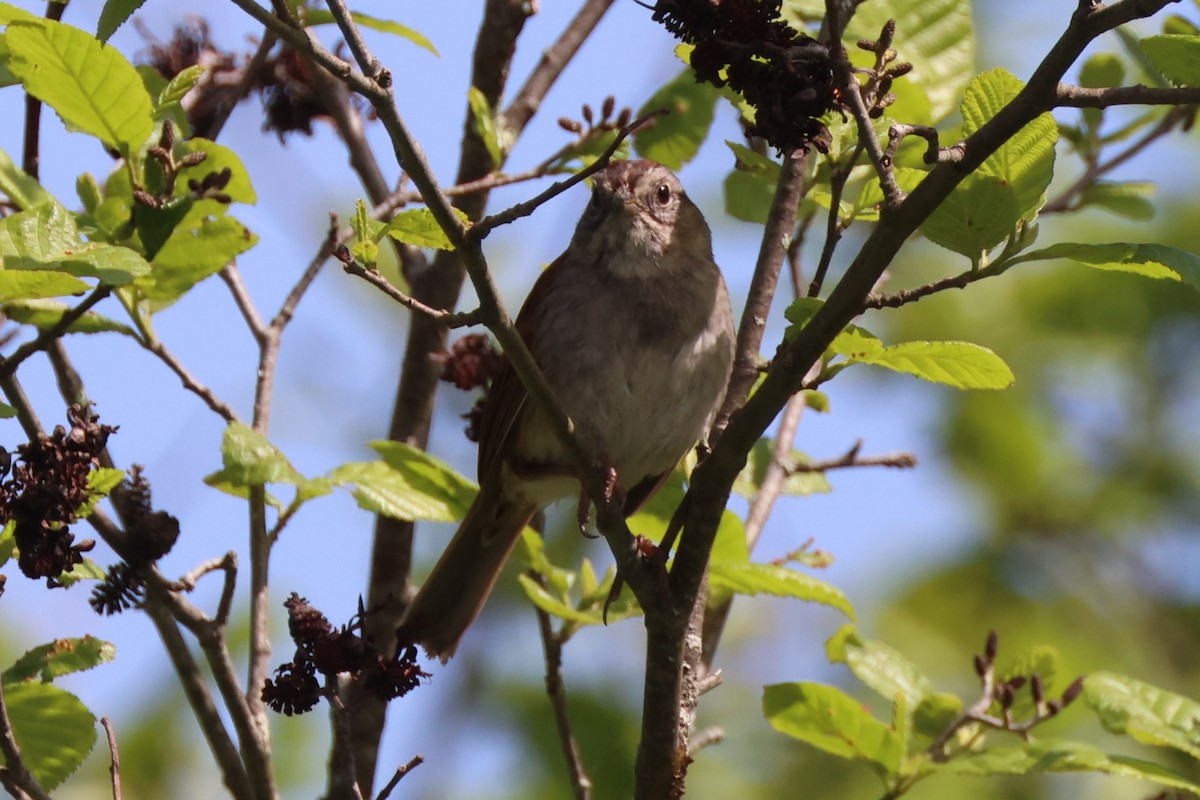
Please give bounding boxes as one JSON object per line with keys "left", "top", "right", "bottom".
{"left": 139, "top": 19, "right": 348, "bottom": 142}
{"left": 433, "top": 334, "right": 505, "bottom": 443}
{"left": 0, "top": 405, "right": 115, "bottom": 587}
{"left": 650, "top": 0, "right": 839, "bottom": 153}
{"left": 262, "top": 594, "right": 428, "bottom": 716}
{"left": 89, "top": 466, "right": 181, "bottom": 616}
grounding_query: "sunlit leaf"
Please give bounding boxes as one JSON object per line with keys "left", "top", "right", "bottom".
{"left": 0, "top": 146, "right": 52, "bottom": 210}
{"left": 710, "top": 562, "right": 854, "bottom": 618}
{"left": 1140, "top": 34, "right": 1200, "bottom": 86}
{"left": 3, "top": 681, "right": 96, "bottom": 790}
{"left": 6, "top": 18, "right": 153, "bottom": 156}
{"left": 3, "top": 636, "right": 116, "bottom": 683}
{"left": 763, "top": 682, "right": 903, "bottom": 778}
{"left": 1084, "top": 671, "right": 1200, "bottom": 759}
{"left": 926, "top": 737, "right": 1200, "bottom": 794}
{"left": 846, "top": 340, "right": 1015, "bottom": 390}
{"left": 1014, "top": 241, "right": 1200, "bottom": 288}
{"left": 142, "top": 215, "right": 257, "bottom": 306}
{"left": 382, "top": 207, "right": 465, "bottom": 251}
{"left": 635, "top": 68, "right": 720, "bottom": 169}
{"left": 826, "top": 624, "right": 930, "bottom": 705}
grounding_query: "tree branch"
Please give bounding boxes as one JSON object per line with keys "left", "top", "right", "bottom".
{"left": 100, "top": 717, "right": 122, "bottom": 800}
{"left": 533, "top": 573, "right": 593, "bottom": 800}
{"left": 1054, "top": 82, "right": 1200, "bottom": 107}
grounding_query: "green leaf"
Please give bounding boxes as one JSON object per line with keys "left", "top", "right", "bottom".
{"left": 467, "top": 86, "right": 503, "bottom": 168}
{"left": 1016, "top": 241, "right": 1200, "bottom": 287}
{"left": 154, "top": 64, "right": 204, "bottom": 116}
{"left": 732, "top": 437, "right": 832, "bottom": 499}
{"left": 6, "top": 18, "right": 154, "bottom": 156}
{"left": 3, "top": 681, "right": 96, "bottom": 790}
{"left": 763, "top": 682, "right": 903, "bottom": 778}
{"left": 142, "top": 215, "right": 257, "bottom": 306}
{"left": 1078, "top": 180, "right": 1155, "bottom": 220}
{"left": 174, "top": 138, "right": 256, "bottom": 205}
{"left": 517, "top": 574, "right": 600, "bottom": 625}
{"left": 825, "top": 624, "right": 931, "bottom": 706}
{"left": 1083, "top": 671, "right": 1200, "bottom": 759}
{"left": 3, "top": 636, "right": 116, "bottom": 683}
{"left": 0, "top": 271, "right": 88, "bottom": 302}
{"left": 212, "top": 422, "right": 303, "bottom": 488}
{"left": 846, "top": 340, "right": 1015, "bottom": 390}
{"left": 1080, "top": 52, "right": 1126, "bottom": 89}
{"left": 1140, "top": 34, "right": 1200, "bottom": 85}
{"left": 922, "top": 172, "right": 1021, "bottom": 259}
{"left": 723, "top": 165, "right": 778, "bottom": 224}
{"left": 328, "top": 461, "right": 455, "bottom": 521}
{"left": 301, "top": 8, "right": 437, "bottom": 55}
{"left": 845, "top": 0, "right": 975, "bottom": 124}
{"left": 382, "top": 207, "right": 464, "bottom": 251}
{"left": 912, "top": 691, "right": 963, "bottom": 738}
{"left": 0, "top": 34, "right": 16, "bottom": 89}
{"left": 928, "top": 738, "right": 1200, "bottom": 794}
{"left": 326, "top": 445, "right": 474, "bottom": 523}
{"left": 709, "top": 562, "right": 854, "bottom": 618}
{"left": 96, "top": 0, "right": 147, "bottom": 41}
{"left": 961, "top": 69, "right": 1058, "bottom": 220}
{"left": 370, "top": 441, "right": 476, "bottom": 511}
{"left": 0, "top": 200, "right": 78, "bottom": 261}
{"left": 634, "top": 68, "right": 720, "bottom": 169}
{"left": 0, "top": 520, "right": 14, "bottom": 566}
{"left": 56, "top": 557, "right": 106, "bottom": 588}
{"left": 0, "top": 3, "right": 39, "bottom": 24}
{"left": 76, "top": 172, "right": 101, "bottom": 215}
{"left": 0, "top": 146, "right": 52, "bottom": 210}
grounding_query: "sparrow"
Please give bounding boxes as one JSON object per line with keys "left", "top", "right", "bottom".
{"left": 398, "top": 159, "right": 736, "bottom": 660}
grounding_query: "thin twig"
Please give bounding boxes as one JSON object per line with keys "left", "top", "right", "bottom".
{"left": 470, "top": 109, "right": 668, "bottom": 238}
{"left": 836, "top": 68, "right": 902, "bottom": 207}
{"left": 101, "top": 717, "right": 122, "bottom": 800}
{"left": 220, "top": 267, "right": 269, "bottom": 344}
{"left": 340, "top": 259, "right": 484, "bottom": 327}
{"left": 202, "top": 31, "right": 279, "bottom": 141}
{"left": 808, "top": 142, "right": 863, "bottom": 297}
{"left": 373, "top": 756, "right": 423, "bottom": 800}
{"left": 0, "top": 286, "right": 113, "bottom": 380}
{"left": 686, "top": 726, "right": 725, "bottom": 757}
{"left": 1043, "top": 104, "right": 1191, "bottom": 214}
{"left": 714, "top": 149, "right": 808, "bottom": 434}
{"left": 785, "top": 440, "right": 917, "bottom": 474}
{"left": 139, "top": 333, "right": 240, "bottom": 422}
{"left": 503, "top": 0, "right": 616, "bottom": 130}
{"left": 533, "top": 573, "right": 593, "bottom": 800}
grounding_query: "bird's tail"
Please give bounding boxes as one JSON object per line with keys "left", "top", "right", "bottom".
{"left": 397, "top": 488, "right": 535, "bottom": 662}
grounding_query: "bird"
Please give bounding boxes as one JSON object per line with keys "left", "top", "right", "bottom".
{"left": 398, "top": 159, "right": 736, "bottom": 660}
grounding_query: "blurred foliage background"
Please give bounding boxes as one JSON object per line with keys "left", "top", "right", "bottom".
{"left": 0, "top": 0, "right": 1196, "bottom": 798}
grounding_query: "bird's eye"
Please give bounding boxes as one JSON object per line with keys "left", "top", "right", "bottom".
{"left": 654, "top": 183, "right": 672, "bottom": 206}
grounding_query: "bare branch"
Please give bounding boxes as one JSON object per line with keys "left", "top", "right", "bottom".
{"left": 1043, "top": 104, "right": 1192, "bottom": 214}
{"left": 0, "top": 286, "right": 113, "bottom": 380}
{"left": 339, "top": 258, "right": 484, "bottom": 327}
{"left": 786, "top": 440, "right": 917, "bottom": 473}
{"left": 220, "top": 267, "right": 269, "bottom": 344}
{"left": 502, "top": 0, "right": 617, "bottom": 131}
{"left": 808, "top": 143, "right": 863, "bottom": 298}
{"left": 101, "top": 717, "right": 122, "bottom": 800}
{"left": 138, "top": 332, "right": 240, "bottom": 422}
{"left": 1054, "top": 82, "right": 1200, "bottom": 107}
{"left": 714, "top": 150, "right": 808, "bottom": 433}
{"left": 471, "top": 109, "right": 667, "bottom": 238}
{"left": 373, "top": 756, "right": 423, "bottom": 800}
{"left": 533, "top": 573, "right": 593, "bottom": 800}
